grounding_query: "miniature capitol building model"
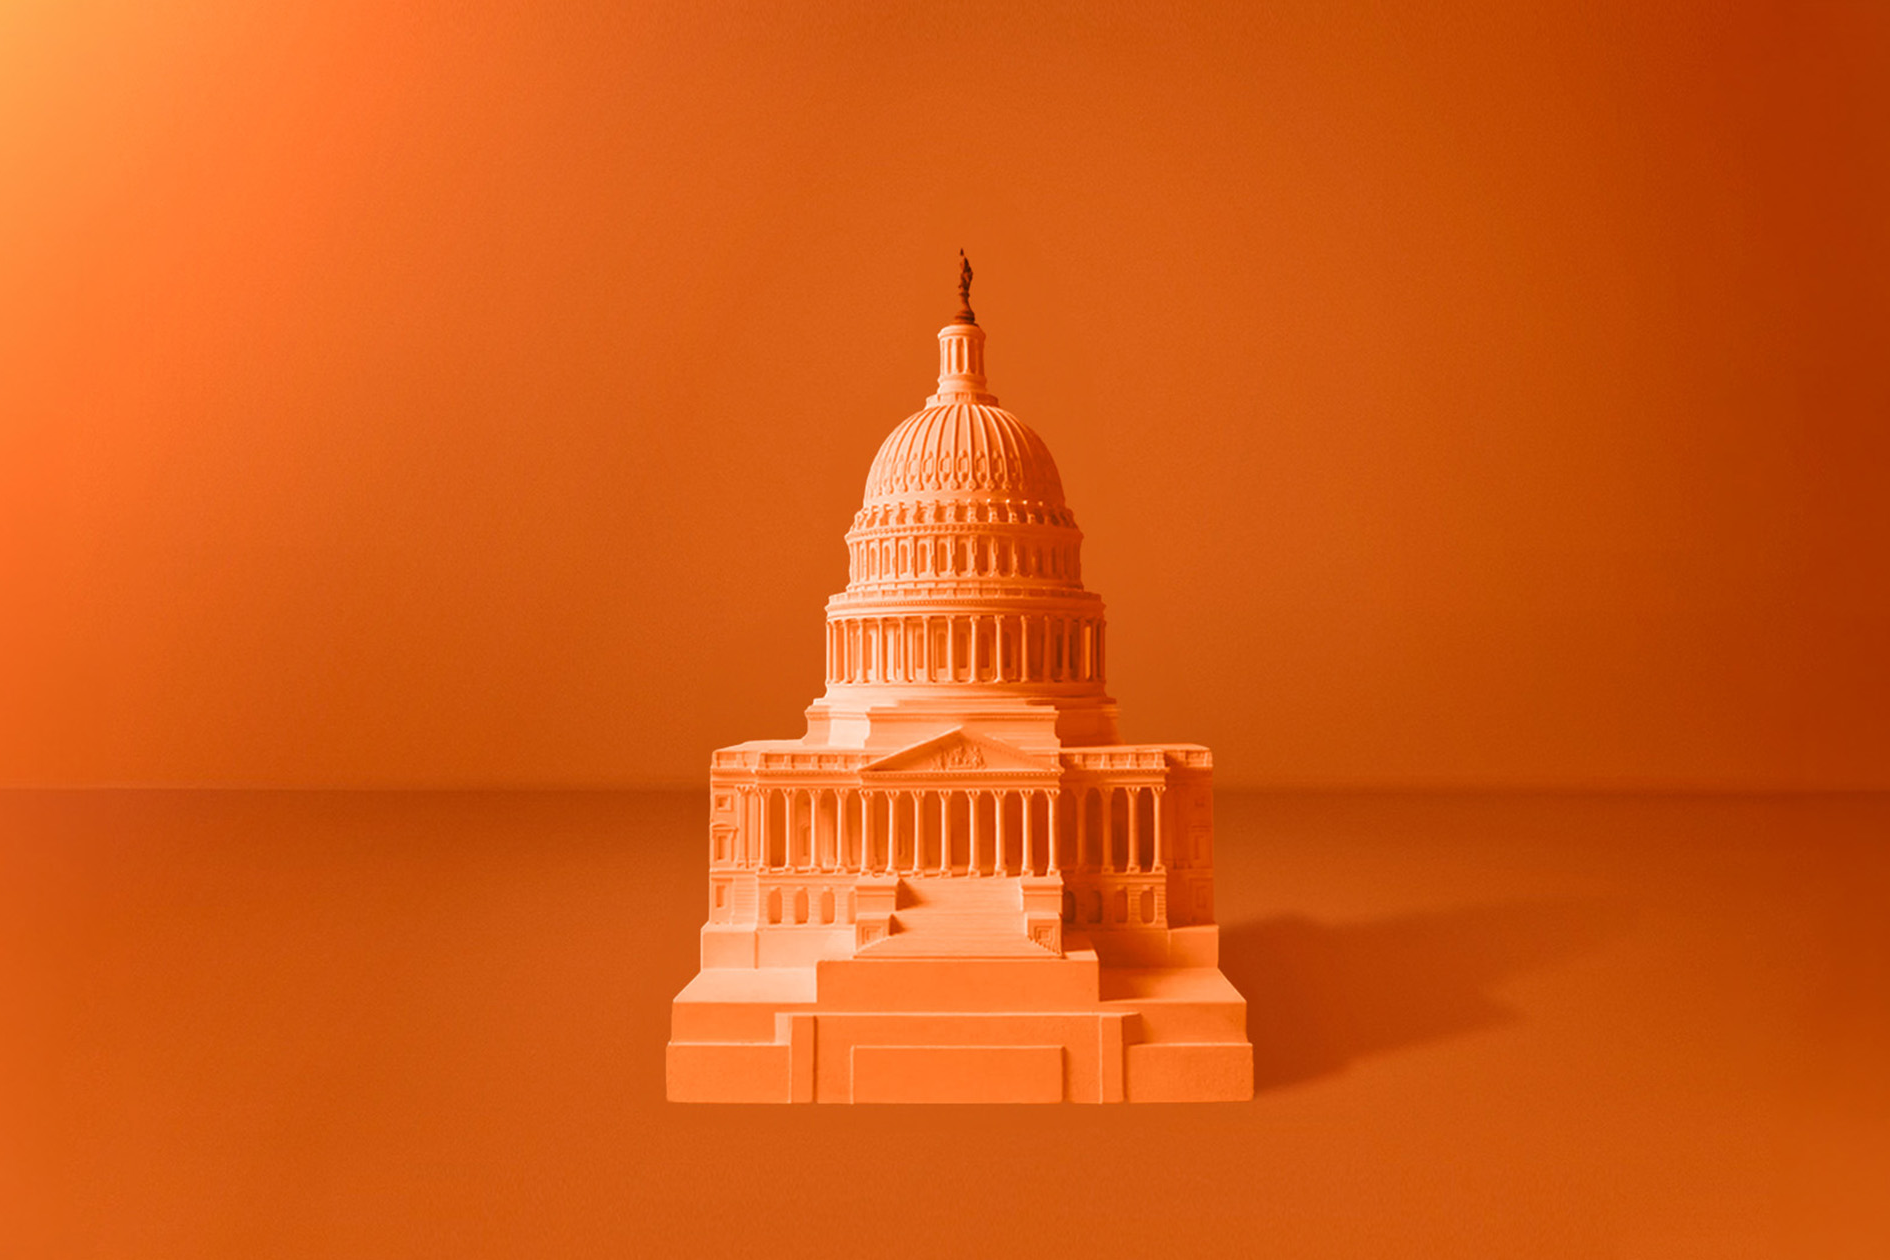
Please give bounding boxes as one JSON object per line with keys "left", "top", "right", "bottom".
{"left": 666, "top": 259, "right": 1252, "bottom": 1103}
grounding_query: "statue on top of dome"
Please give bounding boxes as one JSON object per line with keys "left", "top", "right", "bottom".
{"left": 955, "top": 249, "right": 976, "bottom": 323}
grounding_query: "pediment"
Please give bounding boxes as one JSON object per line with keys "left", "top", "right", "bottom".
{"left": 862, "top": 729, "right": 1056, "bottom": 776}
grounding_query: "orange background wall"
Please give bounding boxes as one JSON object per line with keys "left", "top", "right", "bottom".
{"left": 3, "top": 0, "right": 1885, "bottom": 790}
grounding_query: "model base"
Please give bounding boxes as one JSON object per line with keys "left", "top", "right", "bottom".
{"left": 667, "top": 928, "right": 1252, "bottom": 1103}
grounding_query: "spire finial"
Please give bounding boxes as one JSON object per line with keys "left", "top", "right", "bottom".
{"left": 954, "top": 249, "right": 976, "bottom": 324}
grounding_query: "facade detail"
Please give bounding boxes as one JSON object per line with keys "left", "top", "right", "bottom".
{"left": 667, "top": 261, "right": 1252, "bottom": 1103}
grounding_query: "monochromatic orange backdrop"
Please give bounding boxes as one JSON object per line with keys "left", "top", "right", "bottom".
{"left": 3, "top": 0, "right": 1885, "bottom": 790}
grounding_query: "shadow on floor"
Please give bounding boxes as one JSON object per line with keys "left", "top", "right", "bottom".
{"left": 1217, "top": 898, "right": 1634, "bottom": 1093}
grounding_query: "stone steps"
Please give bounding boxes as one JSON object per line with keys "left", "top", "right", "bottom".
{"left": 858, "top": 877, "right": 1050, "bottom": 958}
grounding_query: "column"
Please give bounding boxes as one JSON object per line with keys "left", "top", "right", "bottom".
{"left": 891, "top": 790, "right": 904, "bottom": 875}
{"left": 1061, "top": 617, "right": 1073, "bottom": 681}
{"left": 937, "top": 791, "right": 948, "bottom": 876}
{"left": 968, "top": 791, "right": 980, "bottom": 877}
{"left": 1152, "top": 786, "right": 1166, "bottom": 872}
{"left": 990, "top": 790, "right": 1004, "bottom": 876}
{"left": 1101, "top": 786, "right": 1114, "bottom": 873}
{"left": 1022, "top": 789, "right": 1034, "bottom": 876}
{"left": 810, "top": 788, "right": 821, "bottom": 870}
{"left": 969, "top": 616, "right": 981, "bottom": 682}
{"left": 757, "top": 787, "right": 768, "bottom": 871}
{"left": 823, "top": 788, "right": 835, "bottom": 871}
{"left": 912, "top": 791, "right": 923, "bottom": 876}
{"left": 887, "top": 790, "right": 899, "bottom": 875}
{"left": 877, "top": 790, "right": 891, "bottom": 874}
{"left": 853, "top": 790, "right": 864, "bottom": 873}
{"left": 1048, "top": 789, "right": 1060, "bottom": 875}
{"left": 946, "top": 615, "right": 957, "bottom": 681}
{"left": 1127, "top": 786, "right": 1141, "bottom": 873}
{"left": 925, "top": 617, "right": 936, "bottom": 682}
{"left": 834, "top": 788, "right": 846, "bottom": 871}
{"left": 895, "top": 789, "right": 910, "bottom": 876}
{"left": 792, "top": 788, "right": 805, "bottom": 870}
{"left": 888, "top": 791, "right": 901, "bottom": 874}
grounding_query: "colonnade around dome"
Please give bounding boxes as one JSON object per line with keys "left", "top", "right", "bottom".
{"left": 825, "top": 609, "right": 1105, "bottom": 686}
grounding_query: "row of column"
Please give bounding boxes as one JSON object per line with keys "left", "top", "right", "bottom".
{"left": 733, "top": 782, "right": 1164, "bottom": 875}
{"left": 1071, "top": 783, "right": 1166, "bottom": 874}
{"left": 826, "top": 612, "right": 1103, "bottom": 685}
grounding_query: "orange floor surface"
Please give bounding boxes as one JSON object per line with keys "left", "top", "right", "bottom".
{"left": 4, "top": 790, "right": 1886, "bottom": 1257}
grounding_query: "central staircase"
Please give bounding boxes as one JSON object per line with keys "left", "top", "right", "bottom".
{"left": 857, "top": 876, "right": 1054, "bottom": 958}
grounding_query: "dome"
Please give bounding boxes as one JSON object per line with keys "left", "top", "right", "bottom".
{"left": 859, "top": 293, "right": 1066, "bottom": 509}
{"left": 862, "top": 402, "right": 1066, "bottom": 507}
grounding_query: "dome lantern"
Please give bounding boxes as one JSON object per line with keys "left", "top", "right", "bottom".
{"left": 928, "top": 250, "right": 995, "bottom": 406}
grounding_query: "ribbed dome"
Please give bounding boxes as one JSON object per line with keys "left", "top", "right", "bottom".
{"left": 862, "top": 402, "right": 1066, "bottom": 506}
